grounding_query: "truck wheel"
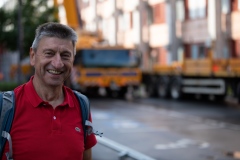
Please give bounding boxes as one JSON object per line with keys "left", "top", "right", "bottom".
{"left": 157, "top": 77, "right": 169, "bottom": 98}
{"left": 214, "top": 94, "right": 226, "bottom": 102}
{"left": 146, "top": 84, "right": 156, "bottom": 97}
{"left": 119, "top": 87, "right": 128, "bottom": 98}
{"left": 106, "top": 88, "right": 118, "bottom": 98}
{"left": 170, "top": 78, "right": 182, "bottom": 100}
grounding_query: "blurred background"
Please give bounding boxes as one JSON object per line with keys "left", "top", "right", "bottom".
{"left": 1, "top": 0, "right": 240, "bottom": 101}
{"left": 1, "top": 0, "right": 240, "bottom": 160}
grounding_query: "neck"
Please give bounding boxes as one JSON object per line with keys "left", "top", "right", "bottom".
{"left": 32, "top": 77, "right": 64, "bottom": 108}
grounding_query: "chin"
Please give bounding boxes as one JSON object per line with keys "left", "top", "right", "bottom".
{"left": 47, "top": 81, "right": 64, "bottom": 87}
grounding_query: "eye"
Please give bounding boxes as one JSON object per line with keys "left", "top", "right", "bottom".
{"left": 44, "top": 51, "right": 54, "bottom": 57}
{"left": 61, "top": 52, "right": 71, "bottom": 60}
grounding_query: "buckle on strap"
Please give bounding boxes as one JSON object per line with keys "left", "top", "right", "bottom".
{"left": 85, "top": 120, "right": 103, "bottom": 137}
{"left": 2, "top": 131, "right": 13, "bottom": 160}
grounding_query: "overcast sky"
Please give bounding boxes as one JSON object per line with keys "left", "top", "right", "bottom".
{"left": 0, "top": 0, "right": 7, "bottom": 8}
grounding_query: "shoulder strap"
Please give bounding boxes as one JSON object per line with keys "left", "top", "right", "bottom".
{"left": 0, "top": 91, "right": 15, "bottom": 130}
{"left": 73, "top": 90, "right": 91, "bottom": 142}
{"left": 73, "top": 90, "right": 102, "bottom": 142}
{"left": 0, "top": 91, "right": 15, "bottom": 159}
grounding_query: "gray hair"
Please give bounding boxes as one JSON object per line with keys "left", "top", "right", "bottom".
{"left": 31, "top": 22, "right": 78, "bottom": 55}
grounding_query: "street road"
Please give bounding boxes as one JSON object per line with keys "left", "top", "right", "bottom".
{"left": 91, "top": 97, "right": 240, "bottom": 160}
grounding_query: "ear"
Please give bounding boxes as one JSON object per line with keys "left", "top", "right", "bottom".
{"left": 29, "top": 47, "right": 35, "bottom": 66}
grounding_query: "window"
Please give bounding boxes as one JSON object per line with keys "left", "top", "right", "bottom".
{"left": 191, "top": 45, "right": 198, "bottom": 59}
{"left": 188, "top": 0, "right": 206, "bottom": 19}
{"left": 176, "top": 0, "right": 185, "bottom": 21}
{"left": 75, "top": 49, "right": 140, "bottom": 68}
{"left": 222, "top": 0, "right": 230, "bottom": 14}
{"left": 147, "top": 5, "right": 154, "bottom": 25}
{"left": 190, "top": 44, "right": 206, "bottom": 59}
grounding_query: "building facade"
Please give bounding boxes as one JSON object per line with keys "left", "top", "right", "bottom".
{"left": 77, "top": 0, "right": 240, "bottom": 70}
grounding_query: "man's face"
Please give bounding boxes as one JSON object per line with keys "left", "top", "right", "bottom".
{"left": 30, "top": 37, "right": 74, "bottom": 87}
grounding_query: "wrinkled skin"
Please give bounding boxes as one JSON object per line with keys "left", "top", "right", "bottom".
{"left": 30, "top": 37, "right": 74, "bottom": 88}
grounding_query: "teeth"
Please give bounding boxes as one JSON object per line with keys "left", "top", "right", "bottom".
{"left": 48, "top": 70, "right": 61, "bottom": 75}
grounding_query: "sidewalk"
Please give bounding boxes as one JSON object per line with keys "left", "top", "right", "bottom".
{"left": 92, "top": 143, "right": 120, "bottom": 160}
{"left": 92, "top": 136, "right": 155, "bottom": 160}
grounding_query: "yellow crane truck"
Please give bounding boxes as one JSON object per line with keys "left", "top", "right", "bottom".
{"left": 68, "top": 31, "right": 142, "bottom": 97}
{"left": 70, "top": 47, "right": 141, "bottom": 97}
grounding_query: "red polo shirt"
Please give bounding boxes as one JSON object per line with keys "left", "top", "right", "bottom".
{"left": 2, "top": 77, "right": 97, "bottom": 160}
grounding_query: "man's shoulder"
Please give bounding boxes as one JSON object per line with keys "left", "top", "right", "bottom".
{"left": 13, "top": 83, "right": 27, "bottom": 95}
{"left": 63, "top": 85, "right": 75, "bottom": 97}
{"left": 63, "top": 85, "right": 80, "bottom": 106}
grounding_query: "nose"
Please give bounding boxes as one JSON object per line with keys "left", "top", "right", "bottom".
{"left": 52, "top": 53, "right": 64, "bottom": 69}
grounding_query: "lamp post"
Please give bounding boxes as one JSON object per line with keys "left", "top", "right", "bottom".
{"left": 17, "top": 0, "right": 23, "bottom": 84}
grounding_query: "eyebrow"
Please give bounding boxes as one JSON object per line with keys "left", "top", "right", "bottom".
{"left": 42, "top": 48, "right": 55, "bottom": 52}
{"left": 42, "top": 48, "right": 72, "bottom": 54}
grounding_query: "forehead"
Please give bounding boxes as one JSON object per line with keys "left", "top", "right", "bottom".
{"left": 38, "top": 37, "right": 74, "bottom": 52}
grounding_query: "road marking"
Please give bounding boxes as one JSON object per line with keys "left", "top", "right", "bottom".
{"left": 112, "top": 120, "right": 140, "bottom": 129}
{"left": 119, "top": 127, "right": 169, "bottom": 133}
{"left": 199, "top": 142, "right": 209, "bottom": 149}
{"left": 93, "top": 112, "right": 110, "bottom": 120}
{"left": 155, "top": 139, "right": 209, "bottom": 150}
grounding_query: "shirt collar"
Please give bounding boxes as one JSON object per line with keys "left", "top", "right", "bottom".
{"left": 25, "top": 76, "right": 74, "bottom": 108}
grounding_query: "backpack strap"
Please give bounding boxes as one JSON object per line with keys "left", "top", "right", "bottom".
{"left": 73, "top": 90, "right": 103, "bottom": 142}
{"left": 73, "top": 90, "right": 89, "bottom": 140}
{"left": 0, "top": 91, "right": 15, "bottom": 160}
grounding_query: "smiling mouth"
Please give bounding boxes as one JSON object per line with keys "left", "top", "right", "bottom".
{"left": 48, "top": 69, "right": 62, "bottom": 75}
